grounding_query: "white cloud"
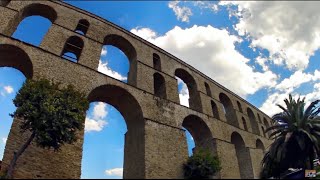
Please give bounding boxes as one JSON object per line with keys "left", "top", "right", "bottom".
{"left": 131, "top": 26, "right": 277, "bottom": 97}
{"left": 255, "top": 55, "right": 269, "bottom": 71}
{"left": 193, "top": 1, "right": 219, "bottom": 13}
{"left": 131, "top": 28, "right": 157, "bottom": 42}
{"left": 98, "top": 60, "right": 127, "bottom": 81}
{"left": 2, "top": 137, "right": 7, "bottom": 144}
{"left": 105, "top": 168, "right": 123, "bottom": 177}
{"left": 85, "top": 117, "right": 108, "bottom": 132}
{"left": 4, "top": 86, "right": 13, "bottom": 94}
{"left": 176, "top": 77, "right": 189, "bottom": 107}
{"left": 168, "top": 1, "right": 193, "bottom": 22}
{"left": 260, "top": 87, "right": 320, "bottom": 117}
{"left": 220, "top": 1, "right": 320, "bottom": 71}
{"left": 101, "top": 47, "right": 107, "bottom": 56}
{"left": 93, "top": 102, "right": 107, "bottom": 119}
{"left": 272, "top": 70, "right": 320, "bottom": 93}
{"left": 84, "top": 103, "right": 108, "bottom": 133}
{"left": 260, "top": 92, "right": 291, "bottom": 116}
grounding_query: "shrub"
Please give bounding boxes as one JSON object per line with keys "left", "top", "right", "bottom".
{"left": 183, "top": 149, "right": 221, "bottom": 179}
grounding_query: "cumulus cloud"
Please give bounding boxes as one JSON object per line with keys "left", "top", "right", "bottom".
{"left": 105, "top": 168, "right": 123, "bottom": 177}
{"left": 168, "top": 1, "right": 193, "bottom": 22}
{"left": 84, "top": 103, "right": 108, "bottom": 133}
{"left": 85, "top": 117, "right": 108, "bottom": 132}
{"left": 98, "top": 60, "right": 127, "bottom": 81}
{"left": 101, "top": 47, "right": 107, "bottom": 56}
{"left": 176, "top": 77, "right": 189, "bottom": 107}
{"left": 131, "top": 25, "right": 277, "bottom": 97}
{"left": 259, "top": 70, "right": 320, "bottom": 116}
{"left": 131, "top": 27, "right": 157, "bottom": 42}
{"left": 260, "top": 85, "right": 320, "bottom": 117}
{"left": 93, "top": 102, "right": 108, "bottom": 120}
{"left": 2, "top": 137, "right": 7, "bottom": 144}
{"left": 220, "top": 1, "right": 320, "bottom": 71}
{"left": 275, "top": 70, "right": 320, "bottom": 93}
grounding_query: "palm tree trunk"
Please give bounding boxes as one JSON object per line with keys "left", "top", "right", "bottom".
{"left": 5, "top": 132, "right": 35, "bottom": 179}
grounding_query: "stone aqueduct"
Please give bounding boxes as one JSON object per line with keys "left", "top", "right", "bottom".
{"left": 0, "top": 0, "right": 273, "bottom": 179}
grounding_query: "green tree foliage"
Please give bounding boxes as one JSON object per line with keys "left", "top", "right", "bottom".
{"left": 261, "top": 94, "right": 320, "bottom": 178}
{"left": 4, "top": 79, "right": 89, "bottom": 179}
{"left": 183, "top": 149, "right": 221, "bottom": 179}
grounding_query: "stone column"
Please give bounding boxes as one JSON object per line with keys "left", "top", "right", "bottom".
{"left": 144, "top": 119, "right": 187, "bottom": 179}
{"left": 215, "top": 139, "right": 241, "bottom": 179}
{"left": 1, "top": 117, "right": 84, "bottom": 179}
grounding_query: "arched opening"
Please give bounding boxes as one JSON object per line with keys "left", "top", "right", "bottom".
{"left": 247, "top": 108, "right": 260, "bottom": 135}
{"left": 175, "top": 77, "right": 189, "bottom": 107}
{"left": 82, "top": 102, "right": 127, "bottom": 179}
{"left": 6, "top": 3, "right": 57, "bottom": 37}
{"left": 256, "top": 139, "right": 265, "bottom": 152}
{"left": 237, "top": 101, "right": 243, "bottom": 113}
{"left": 86, "top": 85, "right": 145, "bottom": 179}
{"left": 211, "top": 101, "right": 219, "bottom": 119}
{"left": 0, "top": 44, "right": 32, "bottom": 172}
{"left": 153, "top": 73, "right": 166, "bottom": 99}
{"left": 61, "top": 36, "right": 84, "bottom": 63}
{"left": 153, "top": 53, "right": 161, "bottom": 71}
{"left": 103, "top": 34, "right": 137, "bottom": 85}
{"left": 257, "top": 114, "right": 262, "bottom": 123}
{"left": 0, "top": 0, "right": 10, "bottom": 7}
{"left": 183, "top": 128, "right": 195, "bottom": 157}
{"left": 98, "top": 45, "right": 129, "bottom": 83}
{"left": 231, "top": 132, "right": 254, "bottom": 179}
{"left": 0, "top": 44, "right": 33, "bottom": 78}
{"left": 12, "top": 16, "right": 52, "bottom": 47}
{"left": 219, "top": 93, "right": 238, "bottom": 127}
{"left": 175, "top": 69, "right": 202, "bottom": 112}
{"left": 261, "top": 126, "right": 266, "bottom": 137}
{"left": 204, "top": 82, "right": 212, "bottom": 97}
{"left": 263, "top": 118, "right": 270, "bottom": 138}
{"left": 75, "top": 19, "right": 89, "bottom": 35}
{"left": 242, "top": 117, "right": 248, "bottom": 131}
{"left": 182, "top": 115, "right": 216, "bottom": 156}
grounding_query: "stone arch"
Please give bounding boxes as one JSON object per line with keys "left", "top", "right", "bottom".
{"left": 263, "top": 118, "right": 270, "bottom": 137}
{"left": 242, "top": 117, "right": 248, "bottom": 131}
{"left": 87, "top": 85, "right": 145, "bottom": 179}
{"left": 237, "top": 101, "right": 243, "bottom": 113}
{"left": 219, "top": 93, "right": 238, "bottom": 127}
{"left": 0, "top": 44, "right": 33, "bottom": 78}
{"left": 256, "top": 139, "right": 265, "bottom": 152}
{"left": 104, "top": 34, "right": 137, "bottom": 62}
{"left": 247, "top": 108, "right": 260, "bottom": 135}
{"left": 153, "top": 72, "right": 166, "bottom": 99}
{"left": 5, "top": 3, "right": 57, "bottom": 36}
{"left": 0, "top": 0, "right": 10, "bottom": 7}
{"left": 104, "top": 34, "right": 137, "bottom": 85}
{"left": 257, "top": 113, "right": 262, "bottom": 123}
{"left": 75, "top": 19, "right": 90, "bottom": 35}
{"left": 153, "top": 53, "right": 161, "bottom": 71}
{"left": 175, "top": 68, "right": 202, "bottom": 112}
{"left": 261, "top": 126, "right": 266, "bottom": 137}
{"left": 211, "top": 100, "right": 219, "bottom": 119}
{"left": 204, "top": 82, "right": 212, "bottom": 97}
{"left": 182, "top": 115, "right": 216, "bottom": 154}
{"left": 61, "top": 36, "right": 84, "bottom": 62}
{"left": 231, "top": 132, "right": 254, "bottom": 179}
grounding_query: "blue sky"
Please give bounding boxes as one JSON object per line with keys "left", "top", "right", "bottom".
{"left": 2, "top": 1, "right": 320, "bottom": 179}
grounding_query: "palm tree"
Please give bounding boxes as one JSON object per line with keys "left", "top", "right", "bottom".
{"left": 260, "top": 94, "right": 320, "bottom": 178}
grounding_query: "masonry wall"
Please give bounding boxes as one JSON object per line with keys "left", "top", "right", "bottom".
{"left": 0, "top": 0, "right": 273, "bottom": 179}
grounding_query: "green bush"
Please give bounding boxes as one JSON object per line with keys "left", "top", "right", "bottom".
{"left": 183, "top": 149, "right": 221, "bottom": 179}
